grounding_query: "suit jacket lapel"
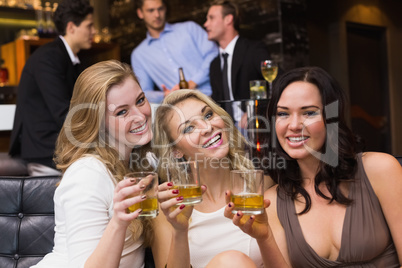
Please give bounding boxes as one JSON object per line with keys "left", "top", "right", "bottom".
{"left": 231, "top": 37, "right": 246, "bottom": 96}
{"left": 56, "top": 37, "right": 79, "bottom": 94}
{"left": 211, "top": 56, "right": 224, "bottom": 100}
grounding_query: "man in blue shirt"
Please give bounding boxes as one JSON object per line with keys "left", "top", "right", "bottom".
{"left": 131, "top": 0, "right": 218, "bottom": 103}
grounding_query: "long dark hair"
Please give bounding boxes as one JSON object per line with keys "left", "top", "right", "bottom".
{"left": 267, "top": 66, "right": 362, "bottom": 214}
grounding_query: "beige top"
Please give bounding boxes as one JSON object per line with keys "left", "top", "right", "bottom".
{"left": 277, "top": 153, "right": 400, "bottom": 267}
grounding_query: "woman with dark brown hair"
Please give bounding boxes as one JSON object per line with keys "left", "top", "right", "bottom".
{"left": 225, "top": 66, "right": 402, "bottom": 267}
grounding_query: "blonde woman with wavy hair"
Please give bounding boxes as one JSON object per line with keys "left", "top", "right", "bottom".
{"left": 33, "top": 60, "right": 153, "bottom": 268}
{"left": 153, "top": 89, "right": 254, "bottom": 181}
{"left": 151, "top": 89, "right": 265, "bottom": 268}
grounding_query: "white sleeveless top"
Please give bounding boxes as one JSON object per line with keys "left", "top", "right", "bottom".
{"left": 188, "top": 206, "right": 263, "bottom": 268}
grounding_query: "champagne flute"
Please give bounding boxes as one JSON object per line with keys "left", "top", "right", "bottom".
{"left": 261, "top": 60, "right": 278, "bottom": 98}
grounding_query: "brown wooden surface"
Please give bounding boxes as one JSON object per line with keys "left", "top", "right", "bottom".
{"left": 1, "top": 42, "right": 17, "bottom": 86}
{"left": 1, "top": 38, "right": 121, "bottom": 86}
{"left": 15, "top": 38, "right": 52, "bottom": 84}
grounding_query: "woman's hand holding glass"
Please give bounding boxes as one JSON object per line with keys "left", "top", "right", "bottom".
{"left": 111, "top": 178, "right": 148, "bottom": 227}
{"left": 124, "top": 172, "right": 159, "bottom": 218}
{"left": 157, "top": 182, "right": 196, "bottom": 231}
{"left": 224, "top": 190, "right": 272, "bottom": 242}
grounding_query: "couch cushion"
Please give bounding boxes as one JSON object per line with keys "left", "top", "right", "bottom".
{"left": 0, "top": 175, "right": 60, "bottom": 268}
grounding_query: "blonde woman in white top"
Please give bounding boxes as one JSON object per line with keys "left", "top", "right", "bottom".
{"left": 152, "top": 89, "right": 272, "bottom": 268}
{"left": 33, "top": 60, "right": 153, "bottom": 268}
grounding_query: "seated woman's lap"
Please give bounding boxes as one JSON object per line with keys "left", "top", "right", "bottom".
{"left": 206, "top": 250, "right": 257, "bottom": 268}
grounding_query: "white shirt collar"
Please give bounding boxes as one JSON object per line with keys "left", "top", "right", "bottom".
{"left": 219, "top": 35, "right": 239, "bottom": 57}
{"left": 59, "top": 35, "right": 80, "bottom": 65}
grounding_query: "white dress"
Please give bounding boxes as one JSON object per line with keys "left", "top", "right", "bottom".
{"left": 31, "top": 156, "right": 144, "bottom": 268}
{"left": 188, "top": 207, "right": 263, "bottom": 268}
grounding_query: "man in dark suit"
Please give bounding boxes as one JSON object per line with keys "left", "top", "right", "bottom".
{"left": 204, "top": 0, "right": 271, "bottom": 127}
{"left": 9, "top": 0, "right": 95, "bottom": 176}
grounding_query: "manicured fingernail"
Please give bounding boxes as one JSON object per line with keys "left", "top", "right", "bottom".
{"left": 141, "top": 195, "right": 147, "bottom": 199}
{"left": 225, "top": 191, "right": 227, "bottom": 195}
{"left": 130, "top": 178, "right": 136, "bottom": 183}
{"left": 237, "top": 212, "right": 240, "bottom": 217}
{"left": 250, "top": 216, "right": 254, "bottom": 220}
{"left": 179, "top": 204, "right": 185, "bottom": 210}
{"left": 176, "top": 196, "right": 184, "bottom": 201}
{"left": 167, "top": 182, "right": 173, "bottom": 187}
{"left": 228, "top": 203, "right": 232, "bottom": 207}
{"left": 137, "top": 209, "right": 143, "bottom": 214}
{"left": 172, "top": 189, "right": 179, "bottom": 194}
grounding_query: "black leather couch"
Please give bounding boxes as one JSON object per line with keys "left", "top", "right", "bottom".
{"left": 0, "top": 175, "right": 60, "bottom": 268}
{"left": 0, "top": 174, "right": 155, "bottom": 268}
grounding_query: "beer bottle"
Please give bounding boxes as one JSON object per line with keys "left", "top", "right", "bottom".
{"left": 178, "top": 67, "right": 189, "bottom": 89}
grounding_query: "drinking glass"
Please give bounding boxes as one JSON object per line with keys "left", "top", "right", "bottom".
{"left": 124, "top": 172, "right": 159, "bottom": 218}
{"left": 230, "top": 170, "right": 264, "bottom": 215}
{"left": 261, "top": 60, "right": 278, "bottom": 98}
{"left": 249, "top": 80, "right": 267, "bottom": 99}
{"left": 166, "top": 161, "right": 202, "bottom": 205}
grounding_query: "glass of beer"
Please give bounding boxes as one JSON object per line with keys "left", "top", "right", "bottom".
{"left": 124, "top": 172, "right": 159, "bottom": 218}
{"left": 167, "top": 161, "right": 202, "bottom": 205}
{"left": 230, "top": 170, "right": 264, "bottom": 215}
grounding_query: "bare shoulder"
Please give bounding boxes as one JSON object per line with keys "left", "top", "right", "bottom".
{"left": 362, "top": 151, "right": 400, "bottom": 167}
{"left": 264, "top": 185, "right": 279, "bottom": 220}
{"left": 265, "top": 185, "right": 278, "bottom": 204}
{"left": 361, "top": 152, "right": 402, "bottom": 195}
{"left": 264, "top": 175, "right": 276, "bottom": 190}
{"left": 361, "top": 152, "right": 402, "bottom": 261}
{"left": 362, "top": 152, "right": 402, "bottom": 178}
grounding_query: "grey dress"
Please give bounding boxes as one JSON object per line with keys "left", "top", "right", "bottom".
{"left": 277, "top": 153, "right": 400, "bottom": 267}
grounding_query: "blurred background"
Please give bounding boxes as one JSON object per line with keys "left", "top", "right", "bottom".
{"left": 1, "top": 0, "right": 401, "bottom": 156}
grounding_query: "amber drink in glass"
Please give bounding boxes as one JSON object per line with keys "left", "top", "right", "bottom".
{"left": 230, "top": 170, "right": 264, "bottom": 215}
{"left": 167, "top": 161, "right": 202, "bottom": 205}
{"left": 124, "top": 172, "right": 159, "bottom": 218}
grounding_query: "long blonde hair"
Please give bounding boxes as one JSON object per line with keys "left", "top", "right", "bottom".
{"left": 54, "top": 60, "right": 152, "bottom": 244}
{"left": 153, "top": 90, "right": 254, "bottom": 182}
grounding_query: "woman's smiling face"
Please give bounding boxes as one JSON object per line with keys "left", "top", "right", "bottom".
{"left": 275, "top": 81, "right": 326, "bottom": 161}
{"left": 105, "top": 77, "right": 152, "bottom": 152}
{"left": 166, "top": 97, "right": 230, "bottom": 161}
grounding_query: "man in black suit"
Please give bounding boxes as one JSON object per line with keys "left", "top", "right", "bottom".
{"left": 9, "top": 0, "right": 95, "bottom": 176}
{"left": 205, "top": 0, "right": 271, "bottom": 127}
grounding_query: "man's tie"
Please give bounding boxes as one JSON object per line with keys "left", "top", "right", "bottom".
{"left": 222, "top": 52, "right": 234, "bottom": 120}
